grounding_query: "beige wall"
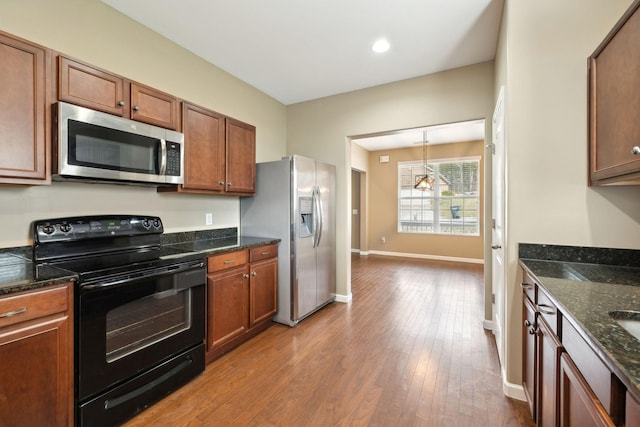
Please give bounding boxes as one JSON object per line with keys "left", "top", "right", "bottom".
{"left": 288, "top": 61, "right": 495, "bottom": 299}
{"left": 497, "top": 0, "right": 640, "bottom": 390}
{"left": 351, "top": 170, "right": 361, "bottom": 250}
{"left": 367, "top": 141, "right": 484, "bottom": 260}
{"left": 0, "top": 0, "right": 287, "bottom": 247}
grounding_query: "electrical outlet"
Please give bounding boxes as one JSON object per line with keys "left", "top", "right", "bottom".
{"left": 205, "top": 213, "right": 213, "bottom": 225}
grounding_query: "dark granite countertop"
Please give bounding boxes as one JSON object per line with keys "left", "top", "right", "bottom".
{"left": 0, "top": 253, "right": 77, "bottom": 295}
{"left": 519, "top": 243, "right": 640, "bottom": 400}
{"left": 165, "top": 236, "right": 280, "bottom": 255}
{"left": 0, "top": 229, "right": 279, "bottom": 297}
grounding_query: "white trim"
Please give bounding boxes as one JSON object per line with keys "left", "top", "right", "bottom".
{"left": 367, "top": 250, "right": 483, "bottom": 264}
{"left": 503, "top": 376, "right": 527, "bottom": 401}
{"left": 351, "top": 248, "right": 360, "bottom": 253}
{"left": 482, "top": 319, "right": 494, "bottom": 331}
{"left": 335, "top": 292, "right": 352, "bottom": 303}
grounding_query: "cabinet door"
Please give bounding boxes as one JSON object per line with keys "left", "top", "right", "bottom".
{"left": 559, "top": 353, "right": 614, "bottom": 427}
{"left": 58, "top": 56, "right": 126, "bottom": 116}
{"left": 0, "top": 316, "right": 71, "bottom": 427}
{"left": 0, "top": 32, "right": 48, "bottom": 183}
{"left": 207, "top": 266, "right": 249, "bottom": 353}
{"left": 181, "top": 102, "right": 226, "bottom": 192}
{"left": 130, "top": 82, "right": 178, "bottom": 130}
{"left": 589, "top": 2, "right": 640, "bottom": 185}
{"left": 249, "top": 257, "right": 278, "bottom": 327}
{"left": 523, "top": 296, "right": 537, "bottom": 419}
{"left": 0, "top": 284, "right": 72, "bottom": 427}
{"left": 225, "top": 117, "right": 256, "bottom": 195}
{"left": 537, "top": 317, "right": 562, "bottom": 427}
{"left": 627, "top": 392, "right": 640, "bottom": 427}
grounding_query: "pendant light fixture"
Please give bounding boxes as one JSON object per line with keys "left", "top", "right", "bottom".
{"left": 414, "top": 129, "right": 434, "bottom": 191}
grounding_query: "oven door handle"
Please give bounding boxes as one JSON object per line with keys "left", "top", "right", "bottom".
{"left": 82, "top": 260, "right": 205, "bottom": 290}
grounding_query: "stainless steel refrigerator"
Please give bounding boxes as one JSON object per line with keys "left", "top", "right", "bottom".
{"left": 240, "top": 155, "right": 336, "bottom": 326}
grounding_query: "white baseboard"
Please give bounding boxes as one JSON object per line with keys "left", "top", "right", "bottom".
{"left": 503, "top": 378, "right": 526, "bottom": 401}
{"left": 367, "top": 250, "right": 483, "bottom": 264}
{"left": 351, "top": 248, "right": 360, "bottom": 253}
{"left": 335, "top": 292, "right": 352, "bottom": 303}
{"left": 482, "top": 319, "right": 494, "bottom": 331}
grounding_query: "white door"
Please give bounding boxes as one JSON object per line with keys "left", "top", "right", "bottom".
{"left": 491, "top": 87, "right": 506, "bottom": 366}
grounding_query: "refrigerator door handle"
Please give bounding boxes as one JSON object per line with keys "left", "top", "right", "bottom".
{"left": 316, "top": 186, "right": 324, "bottom": 247}
{"left": 312, "top": 186, "right": 318, "bottom": 248}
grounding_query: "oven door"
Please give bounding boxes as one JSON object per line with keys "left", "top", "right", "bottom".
{"left": 77, "top": 261, "right": 205, "bottom": 402}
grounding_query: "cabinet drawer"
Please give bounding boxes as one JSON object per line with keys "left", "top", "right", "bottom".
{"left": 536, "top": 287, "right": 559, "bottom": 335}
{"left": 0, "top": 285, "right": 68, "bottom": 329}
{"left": 208, "top": 250, "right": 248, "bottom": 273}
{"left": 250, "top": 244, "right": 278, "bottom": 262}
{"left": 521, "top": 271, "right": 536, "bottom": 303}
{"left": 562, "top": 317, "right": 623, "bottom": 418}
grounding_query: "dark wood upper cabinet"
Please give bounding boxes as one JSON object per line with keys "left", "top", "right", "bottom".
{"left": 226, "top": 117, "right": 256, "bottom": 195}
{"left": 0, "top": 31, "right": 50, "bottom": 184}
{"left": 58, "top": 55, "right": 178, "bottom": 130}
{"left": 589, "top": 0, "right": 640, "bottom": 185}
{"left": 160, "top": 102, "right": 256, "bottom": 196}
{"left": 58, "top": 55, "right": 126, "bottom": 116}
{"left": 180, "top": 101, "right": 226, "bottom": 192}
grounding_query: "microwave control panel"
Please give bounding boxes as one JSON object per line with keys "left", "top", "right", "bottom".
{"left": 166, "top": 143, "right": 181, "bottom": 176}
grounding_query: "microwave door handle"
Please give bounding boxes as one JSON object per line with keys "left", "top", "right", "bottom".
{"left": 158, "top": 139, "right": 167, "bottom": 175}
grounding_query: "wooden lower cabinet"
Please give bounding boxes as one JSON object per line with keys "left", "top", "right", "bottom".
{"left": 523, "top": 295, "right": 537, "bottom": 420}
{"left": 0, "top": 283, "right": 73, "bottom": 427}
{"left": 206, "top": 244, "right": 277, "bottom": 362}
{"left": 627, "top": 392, "right": 640, "bottom": 427}
{"left": 208, "top": 264, "right": 249, "bottom": 351}
{"left": 538, "top": 316, "right": 562, "bottom": 427}
{"left": 559, "top": 353, "right": 614, "bottom": 427}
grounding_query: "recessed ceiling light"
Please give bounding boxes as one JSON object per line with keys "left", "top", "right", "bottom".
{"left": 372, "top": 39, "right": 390, "bottom": 53}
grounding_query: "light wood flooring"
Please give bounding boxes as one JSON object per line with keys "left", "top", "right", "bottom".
{"left": 124, "top": 254, "right": 535, "bottom": 427}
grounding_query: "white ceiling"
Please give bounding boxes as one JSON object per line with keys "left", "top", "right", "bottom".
{"left": 100, "top": 0, "right": 499, "bottom": 150}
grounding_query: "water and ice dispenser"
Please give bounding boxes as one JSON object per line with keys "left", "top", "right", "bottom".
{"left": 299, "top": 197, "right": 314, "bottom": 237}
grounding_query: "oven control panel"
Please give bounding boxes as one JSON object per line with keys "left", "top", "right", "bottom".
{"left": 34, "top": 215, "right": 163, "bottom": 243}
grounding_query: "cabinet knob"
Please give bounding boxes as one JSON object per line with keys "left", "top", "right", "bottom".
{"left": 218, "top": 181, "right": 225, "bottom": 186}
{"left": 227, "top": 182, "right": 232, "bottom": 187}
{"left": 243, "top": 273, "right": 249, "bottom": 279}
{"left": 132, "top": 105, "right": 140, "bottom": 112}
{"left": 251, "top": 271, "right": 257, "bottom": 276}
{"left": 632, "top": 146, "right": 640, "bottom": 155}
{"left": 528, "top": 326, "right": 537, "bottom": 335}
{"left": 117, "top": 100, "right": 125, "bottom": 107}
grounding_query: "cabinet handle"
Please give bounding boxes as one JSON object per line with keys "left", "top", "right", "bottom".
{"left": 632, "top": 146, "right": 640, "bottom": 155}
{"left": 0, "top": 307, "right": 27, "bottom": 318}
{"left": 491, "top": 244, "right": 502, "bottom": 250}
{"left": 117, "top": 100, "right": 125, "bottom": 107}
{"left": 243, "top": 273, "right": 249, "bottom": 279}
{"left": 227, "top": 182, "right": 232, "bottom": 187}
{"left": 536, "top": 304, "right": 556, "bottom": 315}
{"left": 528, "top": 326, "right": 537, "bottom": 335}
{"left": 132, "top": 105, "right": 140, "bottom": 112}
{"left": 218, "top": 181, "right": 225, "bottom": 186}
{"left": 521, "top": 283, "right": 533, "bottom": 290}
{"left": 261, "top": 251, "right": 270, "bottom": 256}
{"left": 223, "top": 260, "right": 236, "bottom": 264}
{"left": 524, "top": 319, "right": 532, "bottom": 327}
{"left": 251, "top": 271, "right": 257, "bottom": 276}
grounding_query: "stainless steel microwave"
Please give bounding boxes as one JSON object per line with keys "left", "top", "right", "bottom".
{"left": 53, "top": 102, "right": 184, "bottom": 186}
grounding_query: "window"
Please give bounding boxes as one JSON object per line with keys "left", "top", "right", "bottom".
{"left": 398, "top": 157, "right": 480, "bottom": 235}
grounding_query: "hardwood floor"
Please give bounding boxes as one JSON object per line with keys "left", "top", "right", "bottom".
{"left": 124, "top": 254, "right": 534, "bottom": 427}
